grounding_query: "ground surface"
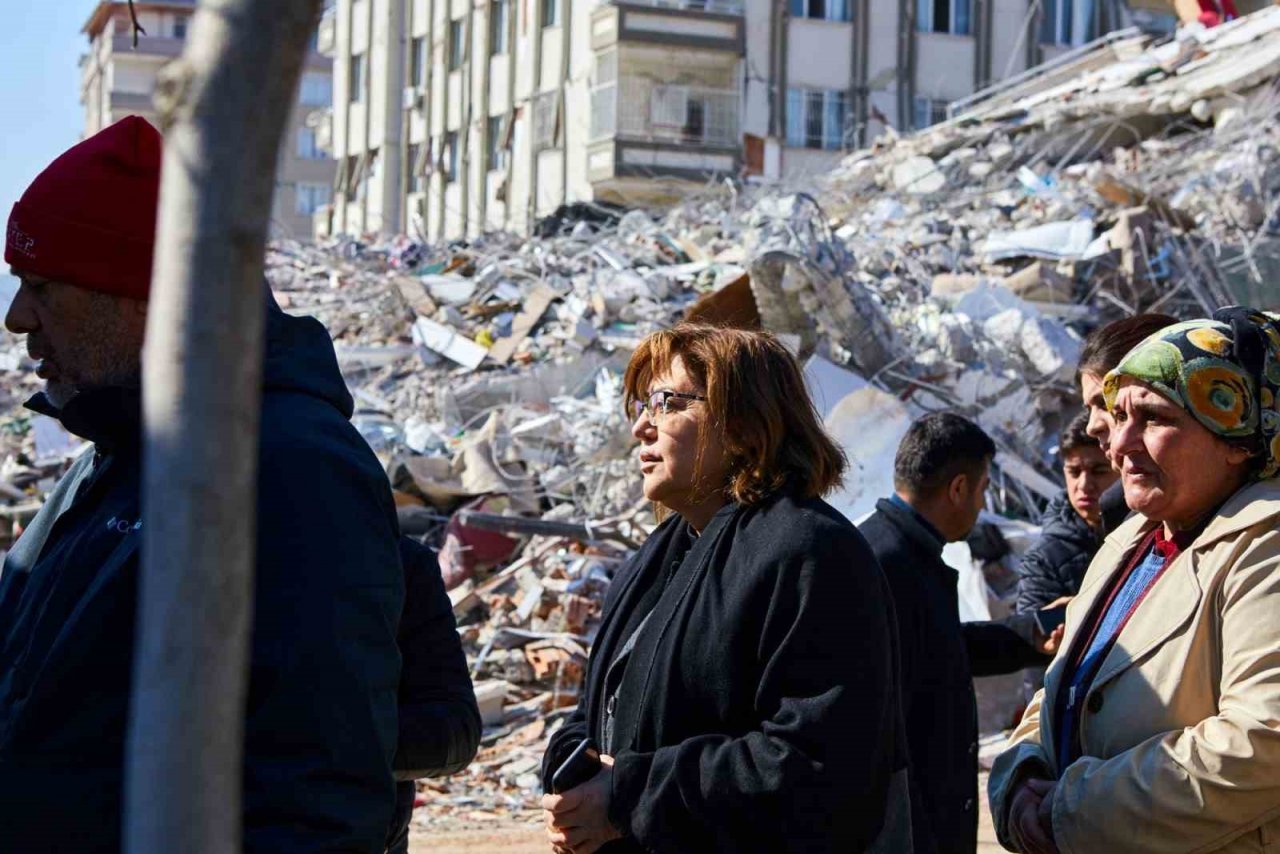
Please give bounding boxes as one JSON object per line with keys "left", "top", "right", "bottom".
{"left": 409, "top": 773, "right": 1005, "bottom": 852}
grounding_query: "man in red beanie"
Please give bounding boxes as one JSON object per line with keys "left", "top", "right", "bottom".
{"left": 0, "top": 116, "right": 405, "bottom": 852}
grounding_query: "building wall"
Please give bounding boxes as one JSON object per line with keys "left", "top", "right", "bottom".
{"left": 78, "top": 1, "right": 334, "bottom": 241}
{"left": 323, "top": 0, "right": 1141, "bottom": 241}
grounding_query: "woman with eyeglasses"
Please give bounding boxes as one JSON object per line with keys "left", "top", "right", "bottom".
{"left": 539, "top": 323, "right": 911, "bottom": 853}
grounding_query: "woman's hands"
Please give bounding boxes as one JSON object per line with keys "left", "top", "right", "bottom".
{"left": 543, "top": 754, "right": 623, "bottom": 854}
{"left": 1009, "top": 777, "right": 1059, "bottom": 854}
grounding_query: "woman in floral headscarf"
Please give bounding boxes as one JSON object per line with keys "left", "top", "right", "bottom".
{"left": 989, "top": 307, "right": 1280, "bottom": 854}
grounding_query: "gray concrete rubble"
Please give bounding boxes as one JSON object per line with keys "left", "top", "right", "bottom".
{"left": 0, "top": 6, "right": 1279, "bottom": 830}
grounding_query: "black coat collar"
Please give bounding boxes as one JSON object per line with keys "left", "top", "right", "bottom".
{"left": 25, "top": 386, "right": 141, "bottom": 454}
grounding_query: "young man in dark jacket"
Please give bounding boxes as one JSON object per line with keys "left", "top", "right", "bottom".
{"left": 386, "top": 536, "right": 482, "bottom": 853}
{"left": 1015, "top": 414, "right": 1117, "bottom": 615}
{"left": 0, "top": 117, "right": 404, "bottom": 852}
{"left": 859, "top": 413, "right": 1056, "bottom": 854}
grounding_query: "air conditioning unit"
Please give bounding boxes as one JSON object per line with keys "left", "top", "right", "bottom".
{"left": 402, "top": 86, "right": 424, "bottom": 110}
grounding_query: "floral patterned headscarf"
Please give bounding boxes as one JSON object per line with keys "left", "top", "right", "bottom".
{"left": 1103, "top": 307, "right": 1280, "bottom": 481}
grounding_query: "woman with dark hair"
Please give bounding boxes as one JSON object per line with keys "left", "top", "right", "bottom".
{"left": 540, "top": 324, "right": 910, "bottom": 853}
{"left": 1075, "top": 314, "right": 1177, "bottom": 533}
{"left": 991, "top": 309, "right": 1280, "bottom": 853}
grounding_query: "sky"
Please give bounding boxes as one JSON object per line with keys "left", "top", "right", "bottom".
{"left": 0, "top": 1, "right": 91, "bottom": 302}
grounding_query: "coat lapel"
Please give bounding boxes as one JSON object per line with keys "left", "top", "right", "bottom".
{"left": 610, "top": 505, "right": 739, "bottom": 754}
{"left": 1039, "top": 520, "right": 1145, "bottom": 771}
{"left": 1089, "top": 550, "right": 1202, "bottom": 694}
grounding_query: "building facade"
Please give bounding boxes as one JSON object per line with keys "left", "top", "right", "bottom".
{"left": 80, "top": 1, "right": 336, "bottom": 240}
{"left": 318, "top": 0, "right": 1187, "bottom": 242}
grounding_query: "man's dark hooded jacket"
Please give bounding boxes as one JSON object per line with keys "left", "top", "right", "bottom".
{"left": 859, "top": 497, "right": 1044, "bottom": 854}
{"left": 386, "top": 535, "right": 481, "bottom": 853}
{"left": 1014, "top": 491, "right": 1100, "bottom": 614}
{"left": 0, "top": 297, "right": 404, "bottom": 853}
{"left": 542, "top": 493, "right": 913, "bottom": 853}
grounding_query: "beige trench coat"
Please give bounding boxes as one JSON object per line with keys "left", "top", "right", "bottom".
{"left": 989, "top": 479, "right": 1280, "bottom": 853}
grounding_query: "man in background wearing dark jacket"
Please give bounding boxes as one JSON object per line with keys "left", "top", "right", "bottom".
{"left": 859, "top": 413, "right": 1058, "bottom": 854}
{"left": 387, "top": 536, "right": 481, "bottom": 853}
{"left": 0, "top": 117, "right": 404, "bottom": 852}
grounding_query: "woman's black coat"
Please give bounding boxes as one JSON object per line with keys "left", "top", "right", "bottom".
{"left": 541, "top": 493, "right": 909, "bottom": 853}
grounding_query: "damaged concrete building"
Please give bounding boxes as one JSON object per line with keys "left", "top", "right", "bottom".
{"left": 78, "top": 0, "right": 336, "bottom": 240}
{"left": 314, "top": 0, "right": 1214, "bottom": 242}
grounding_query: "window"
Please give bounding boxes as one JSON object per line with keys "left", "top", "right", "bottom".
{"left": 489, "top": 0, "right": 510, "bottom": 55}
{"left": 542, "top": 0, "right": 559, "bottom": 26}
{"left": 297, "top": 126, "right": 324, "bottom": 159}
{"left": 173, "top": 15, "right": 188, "bottom": 39}
{"left": 486, "top": 116, "right": 508, "bottom": 172}
{"left": 412, "top": 35, "right": 427, "bottom": 87}
{"left": 445, "top": 131, "right": 459, "bottom": 182}
{"left": 349, "top": 54, "right": 365, "bottom": 103}
{"left": 532, "top": 90, "right": 560, "bottom": 150}
{"left": 788, "top": 0, "right": 851, "bottom": 21}
{"left": 917, "top": 0, "right": 970, "bottom": 35}
{"left": 1040, "top": 0, "right": 1087, "bottom": 45}
{"left": 785, "top": 89, "right": 849, "bottom": 150}
{"left": 295, "top": 183, "right": 332, "bottom": 216}
{"left": 357, "top": 148, "right": 379, "bottom": 200}
{"left": 912, "top": 96, "right": 949, "bottom": 129}
{"left": 300, "top": 71, "right": 332, "bottom": 106}
{"left": 407, "top": 143, "right": 425, "bottom": 193}
{"left": 449, "top": 20, "right": 465, "bottom": 70}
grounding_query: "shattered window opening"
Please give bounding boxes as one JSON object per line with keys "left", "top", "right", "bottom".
{"left": 487, "top": 116, "right": 508, "bottom": 172}
{"left": 407, "top": 144, "right": 424, "bottom": 193}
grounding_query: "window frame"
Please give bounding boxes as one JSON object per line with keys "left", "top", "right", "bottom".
{"left": 788, "top": 0, "right": 851, "bottom": 22}
{"left": 916, "top": 0, "right": 971, "bottom": 36}
{"left": 444, "top": 131, "right": 460, "bottom": 182}
{"left": 448, "top": 20, "right": 466, "bottom": 71}
{"left": 542, "top": 0, "right": 559, "bottom": 27}
{"left": 349, "top": 53, "right": 365, "bottom": 103}
{"left": 489, "top": 0, "right": 510, "bottom": 56}
{"left": 785, "top": 88, "right": 849, "bottom": 151}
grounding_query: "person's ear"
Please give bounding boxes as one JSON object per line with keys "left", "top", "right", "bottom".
{"left": 948, "top": 472, "right": 969, "bottom": 508}
{"left": 1224, "top": 442, "right": 1253, "bottom": 469}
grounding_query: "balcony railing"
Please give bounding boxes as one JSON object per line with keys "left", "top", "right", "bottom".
{"left": 617, "top": 0, "right": 744, "bottom": 13}
{"left": 591, "top": 80, "right": 740, "bottom": 148}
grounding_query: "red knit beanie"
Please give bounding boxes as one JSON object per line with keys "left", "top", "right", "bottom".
{"left": 5, "top": 115, "right": 162, "bottom": 300}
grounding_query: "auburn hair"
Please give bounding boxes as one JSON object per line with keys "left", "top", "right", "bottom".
{"left": 623, "top": 323, "right": 847, "bottom": 507}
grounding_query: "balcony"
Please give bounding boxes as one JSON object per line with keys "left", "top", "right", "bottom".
{"left": 591, "top": 0, "right": 744, "bottom": 53}
{"left": 588, "top": 79, "right": 739, "bottom": 187}
{"left": 307, "top": 108, "right": 334, "bottom": 154}
{"left": 317, "top": 7, "right": 336, "bottom": 57}
{"left": 111, "top": 33, "right": 185, "bottom": 59}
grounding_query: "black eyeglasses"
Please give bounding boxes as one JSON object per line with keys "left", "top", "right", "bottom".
{"left": 631, "top": 389, "right": 707, "bottom": 419}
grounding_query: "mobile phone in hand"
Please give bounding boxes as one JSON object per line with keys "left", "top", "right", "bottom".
{"left": 548, "top": 738, "right": 601, "bottom": 794}
{"left": 1033, "top": 605, "right": 1067, "bottom": 636}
